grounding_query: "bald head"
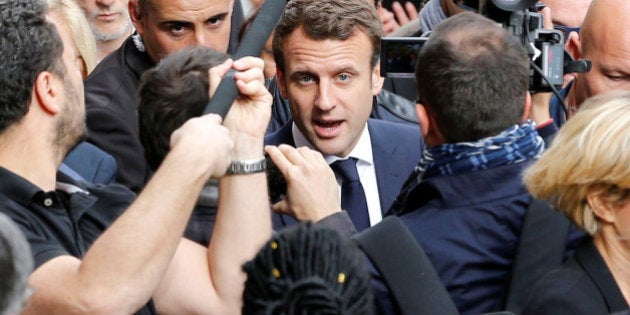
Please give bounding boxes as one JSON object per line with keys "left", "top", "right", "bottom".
{"left": 579, "top": 0, "right": 630, "bottom": 54}
{"left": 569, "top": 0, "right": 630, "bottom": 109}
{"left": 541, "top": 0, "right": 591, "bottom": 28}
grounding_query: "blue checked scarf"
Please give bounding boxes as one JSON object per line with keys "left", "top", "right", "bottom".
{"left": 390, "top": 121, "right": 544, "bottom": 215}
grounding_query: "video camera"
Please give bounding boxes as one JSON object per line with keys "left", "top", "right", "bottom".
{"left": 380, "top": 0, "right": 591, "bottom": 93}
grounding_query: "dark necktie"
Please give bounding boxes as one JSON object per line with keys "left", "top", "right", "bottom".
{"left": 330, "top": 158, "right": 370, "bottom": 231}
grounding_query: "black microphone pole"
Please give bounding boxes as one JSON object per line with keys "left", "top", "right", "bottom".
{"left": 203, "top": 0, "right": 287, "bottom": 119}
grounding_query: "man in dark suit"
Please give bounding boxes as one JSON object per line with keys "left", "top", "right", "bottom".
{"left": 82, "top": 0, "right": 244, "bottom": 193}
{"left": 265, "top": 0, "right": 423, "bottom": 231}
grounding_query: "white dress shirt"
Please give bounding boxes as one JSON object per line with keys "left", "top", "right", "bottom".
{"left": 292, "top": 123, "right": 383, "bottom": 226}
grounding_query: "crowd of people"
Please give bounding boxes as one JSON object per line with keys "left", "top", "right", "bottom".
{"left": 0, "top": 0, "right": 629, "bottom": 314}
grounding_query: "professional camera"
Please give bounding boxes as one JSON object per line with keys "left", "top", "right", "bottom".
{"left": 483, "top": 0, "right": 568, "bottom": 92}
{"left": 380, "top": 0, "right": 591, "bottom": 93}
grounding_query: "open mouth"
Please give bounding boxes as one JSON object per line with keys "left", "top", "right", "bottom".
{"left": 313, "top": 119, "right": 343, "bottom": 138}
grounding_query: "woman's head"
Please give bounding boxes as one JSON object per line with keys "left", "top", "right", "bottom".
{"left": 524, "top": 91, "right": 630, "bottom": 235}
{"left": 48, "top": 0, "right": 98, "bottom": 78}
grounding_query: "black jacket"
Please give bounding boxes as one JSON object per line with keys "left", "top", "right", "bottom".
{"left": 84, "top": 36, "right": 154, "bottom": 193}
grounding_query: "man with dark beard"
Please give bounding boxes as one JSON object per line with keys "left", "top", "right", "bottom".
{"left": 0, "top": 0, "right": 273, "bottom": 313}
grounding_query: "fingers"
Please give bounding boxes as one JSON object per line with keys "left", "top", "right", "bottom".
{"left": 232, "top": 56, "right": 267, "bottom": 98}
{"left": 391, "top": 1, "right": 416, "bottom": 26}
{"left": 378, "top": 6, "right": 400, "bottom": 35}
{"left": 540, "top": 7, "right": 553, "bottom": 30}
{"left": 235, "top": 71, "right": 267, "bottom": 97}
{"left": 264, "top": 145, "right": 302, "bottom": 178}
{"left": 271, "top": 200, "right": 289, "bottom": 214}
{"left": 232, "top": 56, "right": 265, "bottom": 74}
{"left": 264, "top": 145, "right": 289, "bottom": 174}
{"left": 208, "top": 57, "right": 266, "bottom": 99}
{"left": 264, "top": 145, "right": 324, "bottom": 176}
{"left": 208, "top": 59, "right": 234, "bottom": 97}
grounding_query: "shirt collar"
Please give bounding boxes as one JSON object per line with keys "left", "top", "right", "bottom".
{"left": 0, "top": 167, "right": 90, "bottom": 208}
{"left": 0, "top": 166, "right": 41, "bottom": 207}
{"left": 291, "top": 122, "right": 373, "bottom": 165}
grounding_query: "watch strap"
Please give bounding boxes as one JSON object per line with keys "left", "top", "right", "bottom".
{"left": 226, "top": 158, "right": 267, "bottom": 175}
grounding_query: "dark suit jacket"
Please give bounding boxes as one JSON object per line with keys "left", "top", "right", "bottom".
{"left": 523, "top": 236, "right": 629, "bottom": 315}
{"left": 265, "top": 119, "right": 422, "bottom": 228}
{"left": 84, "top": 36, "right": 155, "bottom": 193}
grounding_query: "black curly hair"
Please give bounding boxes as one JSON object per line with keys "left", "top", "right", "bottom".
{"left": 242, "top": 222, "right": 374, "bottom": 315}
{"left": 0, "top": 0, "right": 65, "bottom": 133}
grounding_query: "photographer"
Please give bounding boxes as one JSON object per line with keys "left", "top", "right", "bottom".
{"left": 542, "top": 0, "right": 630, "bottom": 129}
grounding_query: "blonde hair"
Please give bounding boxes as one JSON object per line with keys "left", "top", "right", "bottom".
{"left": 47, "top": 0, "right": 98, "bottom": 77}
{"left": 524, "top": 91, "right": 630, "bottom": 235}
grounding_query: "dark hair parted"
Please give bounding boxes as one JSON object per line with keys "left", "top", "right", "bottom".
{"left": 242, "top": 222, "right": 374, "bottom": 315}
{"left": 415, "top": 12, "right": 529, "bottom": 143}
{"left": 137, "top": 47, "right": 229, "bottom": 171}
{"left": 0, "top": 0, "right": 65, "bottom": 134}
{"left": 272, "top": 0, "right": 383, "bottom": 73}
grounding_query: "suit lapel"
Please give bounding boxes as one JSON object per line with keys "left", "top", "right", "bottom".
{"left": 576, "top": 237, "right": 629, "bottom": 312}
{"left": 369, "top": 120, "right": 414, "bottom": 215}
{"left": 265, "top": 122, "right": 298, "bottom": 229}
{"left": 264, "top": 121, "right": 295, "bottom": 147}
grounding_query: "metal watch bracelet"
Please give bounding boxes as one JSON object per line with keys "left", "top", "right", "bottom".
{"left": 225, "top": 158, "right": 267, "bottom": 175}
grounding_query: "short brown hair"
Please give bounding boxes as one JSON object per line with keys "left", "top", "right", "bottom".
{"left": 138, "top": 47, "right": 229, "bottom": 170}
{"left": 272, "top": 0, "right": 383, "bottom": 73}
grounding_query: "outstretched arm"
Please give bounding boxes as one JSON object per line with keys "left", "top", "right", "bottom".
{"left": 152, "top": 56, "right": 273, "bottom": 314}
{"left": 26, "top": 114, "right": 233, "bottom": 315}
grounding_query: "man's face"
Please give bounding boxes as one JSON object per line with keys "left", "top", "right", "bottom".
{"left": 49, "top": 14, "right": 87, "bottom": 154}
{"left": 277, "top": 27, "right": 382, "bottom": 157}
{"left": 133, "top": 0, "right": 232, "bottom": 62}
{"left": 573, "top": 4, "right": 630, "bottom": 108}
{"left": 77, "top": 0, "right": 132, "bottom": 42}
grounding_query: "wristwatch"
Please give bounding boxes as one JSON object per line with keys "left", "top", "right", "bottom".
{"left": 226, "top": 158, "right": 267, "bottom": 175}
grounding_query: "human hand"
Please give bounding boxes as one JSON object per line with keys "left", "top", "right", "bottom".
{"left": 378, "top": 6, "right": 400, "bottom": 36}
{"left": 391, "top": 1, "right": 418, "bottom": 26}
{"left": 265, "top": 145, "right": 341, "bottom": 222}
{"left": 209, "top": 57, "right": 272, "bottom": 160}
{"left": 170, "top": 114, "right": 233, "bottom": 179}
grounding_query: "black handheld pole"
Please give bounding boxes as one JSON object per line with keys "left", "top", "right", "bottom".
{"left": 203, "top": 0, "right": 286, "bottom": 119}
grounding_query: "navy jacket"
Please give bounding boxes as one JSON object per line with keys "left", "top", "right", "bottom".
{"left": 398, "top": 163, "right": 532, "bottom": 315}
{"left": 265, "top": 119, "right": 422, "bottom": 229}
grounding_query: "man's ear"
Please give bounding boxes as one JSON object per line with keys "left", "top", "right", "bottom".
{"left": 416, "top": 103, "right": 445, "bottom": 147}
{"left": 415, "top": 103, "right": 434, "bottom": 141}
{"left": 587, "top": 192, "right": 616, "bottom": 225}
{"left": 276, "top": 67, "right": 288, "bottom": 99}
{"left": 34, "top": 71, "right": 61, "bottom": 115}
{"left": 371, "top": 63, "right": 384, "bottom": 96}
{"left": 129, "top": 0, "right": 145, "bottom": 36}
{"left": 566, "top": 31, "right": 582, "bottom": 60}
